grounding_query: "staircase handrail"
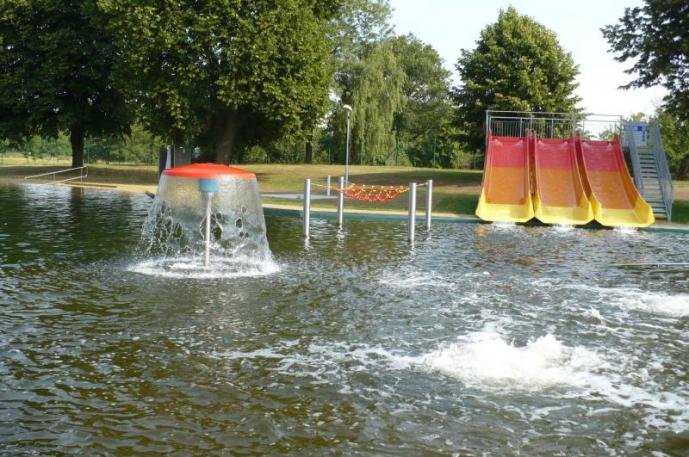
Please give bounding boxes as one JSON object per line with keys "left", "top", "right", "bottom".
{"left": 624, "top": 122, "right": 645, "bottom": 195}
{"left": 650, "top": 123, "right": 674, "bottom": 220}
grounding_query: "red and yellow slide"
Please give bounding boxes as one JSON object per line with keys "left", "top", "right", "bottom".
{"left": 476, "top": 134, "right": 653, "bottom": 228}
{"left": 475, "top": 135, "right": 534, "bottom": 223}
{"left": 532, "top": 138, "right": 593, "bottom": 225}
{"left": 576, "top": 137, "right": 654, "bottom": 227}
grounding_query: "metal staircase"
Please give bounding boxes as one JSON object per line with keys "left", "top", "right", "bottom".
{"left": 624, "top": 122, "right": 674, "bottom": 220}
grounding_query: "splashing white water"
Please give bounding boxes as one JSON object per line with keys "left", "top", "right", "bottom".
{"left": 612, "top": 227, "right": 639, "bottom": 236}
{"left": 574, "top": 285, "right": 689, "bottom": 318}
{"left": 605, "top": 288, "right": 689, "bottom": 317}
{"left": 412, "top": 329, "right": 604, "bottom": 391}
{"left": 553, "top": 224, "right": 575, "bottom": 233}
{"left": 128, "top": 254, "right": 279, "bottom": 279}
{"left": 492, "top": 222, "right": 518, "bottom": 231}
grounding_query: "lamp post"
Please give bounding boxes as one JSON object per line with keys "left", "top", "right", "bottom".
{"left": 343, "top": 104, "right": 352, "bottom": 186}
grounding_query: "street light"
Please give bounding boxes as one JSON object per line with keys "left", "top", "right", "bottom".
{"left": 343, "top": 104, "right": 352, "bottom": 186}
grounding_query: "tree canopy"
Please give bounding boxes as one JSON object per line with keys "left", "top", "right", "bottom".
{"left": 0, "top": 0, "right": 131, "bottom": 167}
{"left": 101, "top": 0, "right": 340, "bottom": 164}
{"left": 453, "top": 7, "right": 581, "bottom": 153}
{"left": 602, "top": 1, "right": 689, "bottom": 122}
{"left": 391, "top": 34, "right": 453, "bottom": 167}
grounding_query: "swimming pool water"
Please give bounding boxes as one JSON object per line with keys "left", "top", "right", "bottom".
{"left": 1, "top": 183, "right": 688, "bottom": 455}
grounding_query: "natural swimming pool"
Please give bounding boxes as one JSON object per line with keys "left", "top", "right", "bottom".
{"left": 1, "top": 183, "right": 688, "bottom": 455}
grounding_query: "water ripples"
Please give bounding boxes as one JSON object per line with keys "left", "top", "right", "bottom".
{"left": 2, "top": 183, "right": 689, "bottom": 455}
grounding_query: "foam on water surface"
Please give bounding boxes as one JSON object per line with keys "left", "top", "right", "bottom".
{"left": 128, "top": 255, "right": 279, "bottom": 279}
{"left": 412, "top": 329, "right": 604, "bottom": 391}
{"left": 576, "top": 285, "right": 689, "bottom": 317}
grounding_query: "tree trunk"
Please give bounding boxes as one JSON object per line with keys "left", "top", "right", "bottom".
{"left": 70, "top": 125, "right": 85, "bottom": 168}
{"left": 304, "top": 140, "right": 313, "bottom": 164}
{"left": 214, "top": 110, "right": 240, "bottom": 164}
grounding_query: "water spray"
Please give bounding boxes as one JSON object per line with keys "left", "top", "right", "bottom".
{"left": 199, "top": 178, "right": 220, "bottom": 267}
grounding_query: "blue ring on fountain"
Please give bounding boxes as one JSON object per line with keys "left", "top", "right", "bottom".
{"left": 199, "top": 178, "right": 220, "bottom": 193}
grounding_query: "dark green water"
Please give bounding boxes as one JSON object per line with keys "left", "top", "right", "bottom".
{"left": 1, "top": 183, "right": 689, "bottom": 456}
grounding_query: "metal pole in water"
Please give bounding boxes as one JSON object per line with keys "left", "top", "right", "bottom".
{"left": 425, "top": 179, "right": 433, "bottom": 231}
{"left": 204, "top": 193, "right": 212, "bottom": 267}
{"left": 343, "top": 105, "right": 352, "bottom": 186}
{"left": 326, "top": 175, "right": 331, "bottom": 197}
{"left": 408, "top": 182, "right": 416, "bottom": 242}
{"left": 337, "top": 176, "right": 344, "bottom": 227}
{"left": 198, "top": 178, "right": 219, "bottom": 268}
{"left": 303, "top": 179, "right": 311, "bottom": 238}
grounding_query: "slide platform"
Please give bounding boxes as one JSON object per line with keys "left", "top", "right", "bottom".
{"left": 576, "top": 138, "right": 654, "bottom": 227}
{"left": 533, "top": 138, "right": 593, "bottom": 225}
{"left": 475, "top": 135, "right": 534, "bottom": 223}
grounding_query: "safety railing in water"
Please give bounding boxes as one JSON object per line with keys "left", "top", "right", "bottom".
{"left": 24, "top": 166, "right": 88, "bottom": 184}
{"left": 301, "top": 177, "right": 433, "bottom": 243}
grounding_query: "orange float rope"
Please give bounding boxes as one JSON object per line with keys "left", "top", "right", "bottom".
{"left": 339, "top": 183, "right": 409, "bottom": 203}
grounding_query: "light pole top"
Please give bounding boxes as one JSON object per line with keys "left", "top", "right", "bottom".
{"left": 343, "top": 104, "right": 352, "bottom": 113}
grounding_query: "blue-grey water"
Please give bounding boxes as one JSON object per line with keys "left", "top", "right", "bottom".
{"left": 1, "top": 183, "right": 688, "bottom": 456}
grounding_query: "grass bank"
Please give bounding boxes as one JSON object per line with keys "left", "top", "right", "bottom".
{"left": 2, "top": 154, "right": 688, "bottom": 221}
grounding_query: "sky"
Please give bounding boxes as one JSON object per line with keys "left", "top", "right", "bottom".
{"left": 389, "top": 0, "right": 667, "bottom": 117}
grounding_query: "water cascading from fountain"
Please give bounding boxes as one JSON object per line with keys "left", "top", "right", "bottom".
{"left": 134, "top": 163, "right": 278, "bottom": 278}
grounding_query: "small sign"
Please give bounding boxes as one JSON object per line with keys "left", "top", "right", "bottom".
{"left": 628, "top": 122, "right": 648, "bottom": 147}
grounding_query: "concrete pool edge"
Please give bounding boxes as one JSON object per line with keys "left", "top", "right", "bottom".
{"left": 4, "top": 180, "right": 688, "bottom": 233}
{"left": 263, "top": 204, "right": 689, "bottom": 233}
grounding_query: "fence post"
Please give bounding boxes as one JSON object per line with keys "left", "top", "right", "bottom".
{"left": 303, "top": 179, "right": 311, "bottom": 238}
{"left": 408, "top": 182, "right": 416, "bottom": 242}
{"left": 425, "top": 179, "right": 433, "bottom": 231}
{"left": 337, "top": 176, "right": 344, "bottom": 227}
{"left": 326, "top": 175, "right": 331, "bottom": 197}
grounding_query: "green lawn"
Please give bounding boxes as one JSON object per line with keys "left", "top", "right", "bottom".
{"left": 2, "top": 154, "right": 688, "bottom": 221}
{"left": 671, "top": 200, "right": 689, "bottom": 224}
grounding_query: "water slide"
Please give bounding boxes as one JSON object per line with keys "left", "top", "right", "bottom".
{"left": 532, "top": 138, "right": 593, "bottom": 225}
{"left": 475, "top": 135, "right": 534, "bottom": 223}
{"left": 576, "top": 138, "right": 654, "bottom": 227}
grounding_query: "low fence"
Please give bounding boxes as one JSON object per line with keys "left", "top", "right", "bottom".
{"left": 23, "top": 166, "right": 88, "bottom": 184}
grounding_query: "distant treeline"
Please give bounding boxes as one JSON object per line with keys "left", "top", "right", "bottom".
{"left": 1, "top": 1, "right": 686, "bottom": 176}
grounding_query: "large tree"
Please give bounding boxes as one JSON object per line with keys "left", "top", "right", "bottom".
{"left": 327, "top": 0, "right": 392, "bottom": 163}
{"left": 0, "top": 0, "right": 131, "bottom": 167}
{"left": 391, "top": 34, "right": 453, "bottom": 167}
{"left": 329, "top": 39, "right": 404, "bottom": 166}
{"left": 101, "top": 0, "right": 339, "bottom": 164}
{"left": 602, "top": 1, "right": 689, "bottom": 122}
{"left": 453, "top": 7, "right": 580, "bottom": 153}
